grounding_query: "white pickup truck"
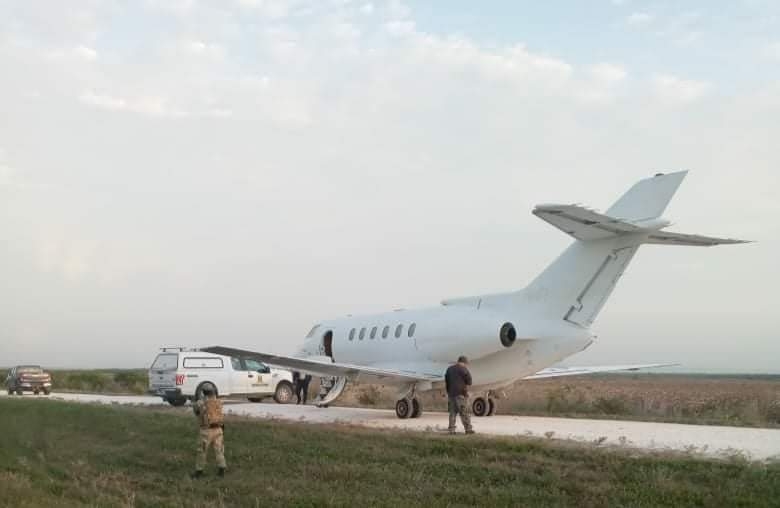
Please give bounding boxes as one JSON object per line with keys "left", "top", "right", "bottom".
{"left": 148, "top": 349, "right": 294, "bottom": 406}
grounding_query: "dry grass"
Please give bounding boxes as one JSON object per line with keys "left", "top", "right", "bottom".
{"left": 336, "top": 374, "right": 780, "bottom": 427}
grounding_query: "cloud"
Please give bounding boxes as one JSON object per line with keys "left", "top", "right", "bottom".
{"left": 627, "top": 12, "right": 654, "bottom": 26}
{"left": 652, "top": 74, "right": 711, "bottom": 103}
{"left": 0, "top": 0, "right": 777, "bottom": 370}
{"left": 47, "top": 45, "right": 98, "bottom": 62}
{"left": 590, "top": 63, "right": 627, "bottom": 85}
{"left": 765, "top": 41, "right": 780, "bottom": 60}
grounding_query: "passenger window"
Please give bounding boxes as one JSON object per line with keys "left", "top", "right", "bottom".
{"left": 370, "top": 326, "right": 377, "bottom": 339}
{"left": 382, "top": 326, "right": 389, "bottom": 339}
{"left": 231, "top": 357, "right": 243, "bottom": 371}
{"left": 359, "top": 327, "right": 366, "bottom": 340}
{"left": 349, "top": 328, "right": 355, "bottom": 341}
{"left": 395, "top": 324, "right": 403, "bottom": 338}
{"left": 408, "top": 323, "right": 416, "bottom": 337}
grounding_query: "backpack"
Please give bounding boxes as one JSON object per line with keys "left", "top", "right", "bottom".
{"left": 204, "top": 398, "right": 224, "bottom": 426}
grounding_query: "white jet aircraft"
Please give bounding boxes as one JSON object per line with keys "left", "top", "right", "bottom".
{"left": 205, "top": 172, "right": 747, "bottom": 419}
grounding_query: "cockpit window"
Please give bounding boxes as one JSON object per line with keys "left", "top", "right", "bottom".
{"left": 306, "top": 324, "right": 321, "bottom": 338}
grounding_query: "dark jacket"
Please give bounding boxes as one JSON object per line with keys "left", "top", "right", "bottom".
{"left": 445, "top": 364, "right": 472, "bottom": 398}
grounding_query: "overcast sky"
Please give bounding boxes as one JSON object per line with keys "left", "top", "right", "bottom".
{"left": 1, "top": 1, "right": 778, "bottom": 371}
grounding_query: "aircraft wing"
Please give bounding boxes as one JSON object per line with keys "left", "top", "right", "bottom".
{"left": 523, "top": 363, "right": 677, "bottom": 380}
{"left": 200, "top": 346, "right": 441, "bottom": 383}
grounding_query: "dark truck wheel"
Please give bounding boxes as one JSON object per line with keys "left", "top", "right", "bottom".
{"left": 166, "top": 397, "right": 187, "bottom": 407}
{"left": 16, "top": 390, "right": 23, "bottom": 395}
{"left": 273, "top": 381, "right": 294, "bottom": 404}
{"left": 42, "top": 388, "right": 50, "bottom": 395}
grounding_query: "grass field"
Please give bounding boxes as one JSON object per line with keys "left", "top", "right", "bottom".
{"left": 1, "top": 398, "right": 779, "bottom": 507}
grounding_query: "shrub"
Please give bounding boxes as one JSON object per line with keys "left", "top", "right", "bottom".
{"left": 356, "top": 386, "right": 381, "bottom": 406}
{"left": 593, "top": 396, "right": 629, "bottom": 415}
{"left": 767, "top": 401, "right": 780, "bottom": 424}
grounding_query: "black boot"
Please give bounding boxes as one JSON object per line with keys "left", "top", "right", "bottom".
{"left": 217, "top": 467, "right": 226, "bottom": 477}
{"left": 191, "top": 470, "right": 203, "bottom": 479}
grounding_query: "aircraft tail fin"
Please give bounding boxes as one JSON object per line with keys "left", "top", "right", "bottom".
{"left": 524, "top": 172, "right": 746, "bottom": 328}
{"left": 605, "top": 171, "right": 687, "bottom": 220}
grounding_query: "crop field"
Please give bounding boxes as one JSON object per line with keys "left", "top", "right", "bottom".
{"left": 1, "top": 398, "right": 779, "bottom": 507}
{"left": 338, "top": 374, "right": 780, "bottom": 427}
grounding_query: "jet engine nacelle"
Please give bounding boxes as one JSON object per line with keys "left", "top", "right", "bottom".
{"left": 415, "top": 309, "right": 519, "bottom": 363}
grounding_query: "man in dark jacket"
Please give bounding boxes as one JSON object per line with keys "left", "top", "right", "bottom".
{"left": 444, "top": 355, "right": 474, "bottom": 434}
{"left": 296, "top": 373, "right": 312, "bottom": 404}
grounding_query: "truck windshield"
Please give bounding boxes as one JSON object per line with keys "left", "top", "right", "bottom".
{"left": 151, "top": 354, "right": 178, "bottom": 370}
{"left": 17, "top": 366, "right": 43, "bottom": 374}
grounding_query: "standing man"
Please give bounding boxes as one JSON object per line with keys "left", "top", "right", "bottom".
{"left": 292, "top": 371, "right": 301, "bottom": 403}
{"left": 192, "top": 385, "right": 227, "bottom": 478}
{"left": 297, "top": 373, "right": 312, "bottom": 405}
{"left": 445, "top": 355, "right": 475, "bottom": 435}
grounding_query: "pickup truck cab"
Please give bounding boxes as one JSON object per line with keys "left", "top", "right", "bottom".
{"left": 6, "top": 365, "right": 52, "bottom": 395}
{"left": 148, "top": 348, "right": 294, "bottom": 406}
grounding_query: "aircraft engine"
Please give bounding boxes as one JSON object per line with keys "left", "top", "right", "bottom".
{"left": 415, "top": 311, "right": 520, "bottom": 363}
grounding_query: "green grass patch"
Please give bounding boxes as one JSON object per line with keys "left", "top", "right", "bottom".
{"left": 1, "top": 399, "right": 779, "bottom": 507}
{"left": 48, "top": 369, "right": 148, "bottom": 395}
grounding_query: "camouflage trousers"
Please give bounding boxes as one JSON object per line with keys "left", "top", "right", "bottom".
{"left": 448, "top": 395, "right": 473, "bottom": 432}
{"left": 196, "top": 427, "right": 226, "bottom": 471}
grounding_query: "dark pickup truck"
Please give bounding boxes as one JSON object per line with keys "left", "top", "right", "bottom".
{"left": 6, "top": 365, "right": 52, "bottom": 395}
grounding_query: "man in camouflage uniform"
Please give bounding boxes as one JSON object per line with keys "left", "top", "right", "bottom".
{"left": 445, "top": 355, "right": 474, "bottom": 435}
{"left": 192, "top": 385, "right": 227, "bottom": 478}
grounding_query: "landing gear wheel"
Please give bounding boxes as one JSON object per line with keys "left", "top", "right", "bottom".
{"left": 411, "top": 397, "right": 422, "bottom": 418}
{"left": 486, "top": 398, "right": 496, "bottom": 416}
{"left": 472, "top": 397, "right": 488, "bottom": 417}
{"left": 395, "top": 398, "right": 412, "bottom": 419}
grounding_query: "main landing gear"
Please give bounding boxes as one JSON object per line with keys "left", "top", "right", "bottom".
{"left": 472, "top": 394, "right": 498, "bottom": 417}
{"left": 395, "top": 397, "right": 423, "bottom": 419}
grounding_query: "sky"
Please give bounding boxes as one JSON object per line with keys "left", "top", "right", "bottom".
{"left": 0, "top": 0, "right": 778, "bottom": 371}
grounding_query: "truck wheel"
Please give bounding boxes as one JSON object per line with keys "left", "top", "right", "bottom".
{"left": 42, "top": 388, "right": 50, "bottom": 395}
{"left": 273, "top": 381, "right": 294, "bottom": 404}
{"left": 16, "top": 390, "right": 23, "bottom": 395}
{"left": 196, "top": 382, "right": 217, "bottom": 400}
{"left": 7, "top": 388, "right": 12, "bottom": 395}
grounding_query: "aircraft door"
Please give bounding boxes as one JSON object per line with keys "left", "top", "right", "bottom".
{"left": 322, "top": 330, "right": 334, "bottom": 360}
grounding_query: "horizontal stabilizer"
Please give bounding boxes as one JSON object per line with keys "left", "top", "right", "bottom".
{"left": 523, "top": 363, "right": 677, "bottom": 380}
{"left": 201, "top": 346, "right": 440, "bottom": 383}
{"left": 645, "top": 231, "right": 750, "bottom": 247}
{"left": 533, "top": 204, "right": 645, "bottom": 241}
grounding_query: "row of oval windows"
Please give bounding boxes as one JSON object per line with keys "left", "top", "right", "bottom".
{"left": 349, "top": 323, "right": 417, "bottom": 341}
